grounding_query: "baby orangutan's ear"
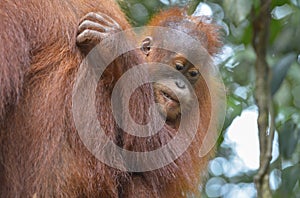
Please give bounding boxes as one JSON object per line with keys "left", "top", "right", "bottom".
{"left": 140, "top": 36, "right": 153, "bottom": 56}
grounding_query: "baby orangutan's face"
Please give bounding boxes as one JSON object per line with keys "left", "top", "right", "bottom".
{"left": 152, "top": 53, "right": 200, "bottom": 123}
{"left": 141, "top": 37, "right": 200, "bottom": 125}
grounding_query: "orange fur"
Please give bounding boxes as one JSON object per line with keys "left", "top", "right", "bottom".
{"left": 0, "top": 2, "right": 222, "bottom": 197}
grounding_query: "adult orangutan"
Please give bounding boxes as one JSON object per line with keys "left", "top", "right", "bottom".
{"left": 0, "top": 0, "right": 223, "bottom": 197}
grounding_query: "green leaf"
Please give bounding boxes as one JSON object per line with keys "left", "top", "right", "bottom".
{"left": 278, "top": 164, "right": 300, "bottom": 196}
{"left": 271, "top": 53, "right": 297, "bottom": 96}
{"left": 223, "top": 0, "right": 252, "bottom": 25}
{"left": 207, "top": 2, "right": 224, "bottom": 20}
{"left": 271, "top": 4, "right": 293, "bottom": 20}
{"left": 142, "top": 0, "right": 160, "bottom": 10}
{"left": 272, "top": 0, "right": 291, "bottom": 7}
{"left": 270, "top": 19, "right": 283, "bottom": 45}
{"left": 292, "top": 85, "right": 300, "bottom": 108}
{"left": 129, "top": 3, "right": 149, "bottom": 25}
{"left": 291, "top": 0, "right": 300, "bottom": 8}
{"left": 278, "top": 120, "right": 299, "bottom": 159}
{"left": 275, "top": 107, "right": 298, "bottom": 127}
{"left": 273, "top": 81, "right": 293, "bottom": 107}
{"left": 222, "top": 95, "right": 243, "bottom": 130}
{"left": 188, "top": 0, "right": 202, "bottom": 15}
{"left": 288, "top": 62, "right": 300, "bottom": 86}
{"left": 240, "top": 22, "right": 253, "bottom": 45}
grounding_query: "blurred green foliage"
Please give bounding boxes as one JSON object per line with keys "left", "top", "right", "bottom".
{"left": 117, "top": 0, "right": 300, "bottom": 197}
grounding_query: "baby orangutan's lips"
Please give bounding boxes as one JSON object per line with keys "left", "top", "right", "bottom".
{"left": 161, "top": 90, "right": 179, "bottom": 104}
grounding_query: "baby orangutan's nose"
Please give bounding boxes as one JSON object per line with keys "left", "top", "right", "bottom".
{"left": 175, "top": 79, "right": 186, "bottom": 89}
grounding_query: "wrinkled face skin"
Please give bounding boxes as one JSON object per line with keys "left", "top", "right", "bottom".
{"left": 171, "top": 54, "right": 200, "bottom": 85}
{"left": 153, "top": 78, "right": 187, "bottom": 121}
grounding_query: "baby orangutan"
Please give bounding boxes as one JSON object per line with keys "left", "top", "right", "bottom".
{"left": 142, "top": 38, "right": 201, "bottom": 125}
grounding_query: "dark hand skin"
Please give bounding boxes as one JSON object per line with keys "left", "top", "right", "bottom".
{"left": 76, "top": 12, "right": 122, "bottom": 54}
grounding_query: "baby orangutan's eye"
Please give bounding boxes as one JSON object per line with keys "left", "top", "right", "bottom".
{"left": 189, "top": 70, "right": 199, "bottom": 77}
{"left": 175, "top": 62, "right": 184, "bottom": 71}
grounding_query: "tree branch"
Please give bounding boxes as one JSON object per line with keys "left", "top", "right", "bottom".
{"left": 252, "top": 0, "right": 274, "bottom": 197}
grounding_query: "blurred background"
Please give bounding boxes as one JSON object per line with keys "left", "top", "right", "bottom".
{"left": 117, "top": 0, "right": 300, "bottom": 197}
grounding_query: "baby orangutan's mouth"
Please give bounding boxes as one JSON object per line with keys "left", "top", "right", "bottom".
{"left": 160, "top": 90, "right": 179, "bottom": 104}
{"left": 153, "top": 85, "right": 181, "bottom": 124}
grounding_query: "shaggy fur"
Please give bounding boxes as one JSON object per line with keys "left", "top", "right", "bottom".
{"left": 0, "top": 1, "right": 221, "bottom": 197}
